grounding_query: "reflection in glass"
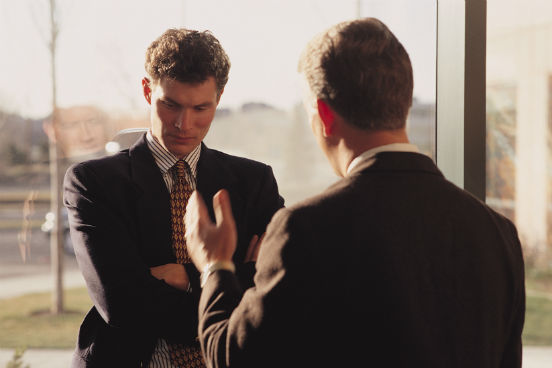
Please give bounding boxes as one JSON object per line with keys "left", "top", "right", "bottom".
{"left": 43, "top": 105, "right": 111, "bottom": 162}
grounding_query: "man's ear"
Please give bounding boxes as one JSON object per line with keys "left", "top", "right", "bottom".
{"left": 316, "top": 99, "right": 335, "bottom": 136}
{"left": 142, "top": 77, "right": 152, "bottom": 105}
{"left": 42, "top": 120, "right": 57, "bottom": 143}
{"left": 216, "top": 88, "right": 224, "bottom": 104}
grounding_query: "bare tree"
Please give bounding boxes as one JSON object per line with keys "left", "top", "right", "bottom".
{"left": 47, "top": 0, "right": 64, "bottom": 314}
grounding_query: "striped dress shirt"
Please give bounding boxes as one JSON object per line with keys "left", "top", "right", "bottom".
{"left": 145, "top": 130, "right": 201, "bottom": 368}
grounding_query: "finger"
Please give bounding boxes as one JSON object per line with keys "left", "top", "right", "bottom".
{"left": 253, "top": 232, "right": 266, "bottom": 260}
{"left": 185, "top": 191, "right": 210, "bottom": 230}
{"left": 213, "top": 189, "right": 236, "bottom": 230}
{"left": 150, "top": 267, "right": 163, "bottom": 279}
{"left": 258, "top": 232, "right": 266, "bottom": 243}
{"left": 245, "top": 234, "right": 259, "bottom": 262}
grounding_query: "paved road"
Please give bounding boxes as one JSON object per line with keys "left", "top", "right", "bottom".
{"left": 0, "top": 226, "right": 82, "bottom": 298}
{"left": 0, "top": 265, "right": 84, "bottom": 299}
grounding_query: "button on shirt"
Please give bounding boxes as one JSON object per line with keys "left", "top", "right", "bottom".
{"left": 145, "top": 130, "right": 201, "bottom": 368}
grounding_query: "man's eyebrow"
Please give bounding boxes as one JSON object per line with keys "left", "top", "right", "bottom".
{"left": 196, "top": 101, "right": 214, "bottom": 107}
{"left": 161, "top": 96, "right": 181, "bottom": 106}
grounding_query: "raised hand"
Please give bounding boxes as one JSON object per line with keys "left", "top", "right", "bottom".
{"left": 184, "top": 189, "right": 237, "bottom": 272}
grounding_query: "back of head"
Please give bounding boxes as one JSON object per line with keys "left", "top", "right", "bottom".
{"left": 298, "top": 18, "right": 413, "bottom": 130}
{"left": 145, "top": 28, "right": 230, "bottom": 96}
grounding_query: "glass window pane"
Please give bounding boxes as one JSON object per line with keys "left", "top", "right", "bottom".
{"left": 487, "top": 0, "right": 552, "bottom": 354}
{"left": 487, "top": 0, "right": 551, "bottom": 265}
{"left": 0, "top": 0, "right": 436, "bottom": 359}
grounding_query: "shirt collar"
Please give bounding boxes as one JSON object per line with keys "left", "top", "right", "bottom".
{"left": 346, "top": 143, "right": 419, "bottom": 176}
{"left": 145, "top": 130, "right": 201, "bottom": 178}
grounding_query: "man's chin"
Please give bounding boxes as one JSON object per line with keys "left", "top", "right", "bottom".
{"left": 168, "top": 144, "right": 198, "bottom": 158}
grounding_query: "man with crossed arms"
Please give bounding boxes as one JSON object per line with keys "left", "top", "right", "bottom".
{"left": 64, "top": 28, "right": 283, "bottom": 367}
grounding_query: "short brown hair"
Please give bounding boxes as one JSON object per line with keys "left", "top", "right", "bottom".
{"left": 145, "top": 28, "right": 230, "bottom": 96}
{"left": 298, "top": 18, "right": 413, "bottom": 130}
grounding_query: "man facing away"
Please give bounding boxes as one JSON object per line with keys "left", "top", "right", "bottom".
{"left": 185, "top": 18, "right": 525, "bottom": 368}
{"left": 64, "top": 28, "right": 284, "bottom": 367}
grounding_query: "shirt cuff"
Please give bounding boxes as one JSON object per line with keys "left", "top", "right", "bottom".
{"left": 200, "top": 261, "right": 235, "bottom": 288}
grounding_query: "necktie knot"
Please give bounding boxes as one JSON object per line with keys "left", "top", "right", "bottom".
{"left": 174, "top": 159, "right": 188, "bottom": 181}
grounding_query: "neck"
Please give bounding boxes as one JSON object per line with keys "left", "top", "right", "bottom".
{"left": 332, "top": 127, "right": 409, "bottom": 177}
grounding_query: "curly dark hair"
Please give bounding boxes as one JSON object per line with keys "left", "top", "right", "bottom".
{"left": 145, "top": 28, "right": 230, "bottom": 96}
{"left": 298, "top": 18, "right": 413, "bottom": 130}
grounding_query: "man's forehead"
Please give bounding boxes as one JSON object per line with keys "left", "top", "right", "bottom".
{"left": 55, "top": 106, "right": 102, "bottom": 122}
{"left": 153, "top": 76, "right": 219, "bottom": 104}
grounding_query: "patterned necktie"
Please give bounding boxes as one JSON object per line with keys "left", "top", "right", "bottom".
{"left": 167, "top": 159, "right": 205, "bottom": 367}
{"left": 170, "top": 160, "right": 193, "bottom": 264}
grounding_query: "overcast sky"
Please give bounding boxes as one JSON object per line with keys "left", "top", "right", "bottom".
{"left": 0, "top": 0, "right": 436, "bottom": 118}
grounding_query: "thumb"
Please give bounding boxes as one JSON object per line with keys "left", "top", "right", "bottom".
{"left": 213, "top": 189, "right": 236, "bottom": 229}
{"left": 185, "top": 191, "right": 210, "bottom": 228}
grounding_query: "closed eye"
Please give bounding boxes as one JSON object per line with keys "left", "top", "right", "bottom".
{"left": 161, "top": 100, "right": 178, "bottom": 109}
{"left": 194, "top": 104, "right": 210, "bottom": 111}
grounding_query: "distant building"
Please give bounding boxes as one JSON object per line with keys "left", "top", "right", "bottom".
{"left": 241, "top": 102, "right": 277, "bottom": 112}
{"left": 408, "top": 99, "right": 436, "bottom": 159}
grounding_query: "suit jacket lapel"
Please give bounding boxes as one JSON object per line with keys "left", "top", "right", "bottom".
{"left": 129, "top": 134, "right": 174, "bottom": 265}
{"left": 196, "top": 144, "right": 252, "bottom": 261}
{"left": 196, "top": 143, "right": 240, "bottom": 222}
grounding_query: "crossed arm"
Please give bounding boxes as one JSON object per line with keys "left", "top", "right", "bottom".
{"left": 64, "top": 164, "right": 200, "bottom": 341}
{"left": 149, "top": 233, "right": 264, "bottom": 291}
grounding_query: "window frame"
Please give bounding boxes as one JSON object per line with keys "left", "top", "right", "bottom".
{"left": 436, "top": 0, "right": 487, "bottom": 201}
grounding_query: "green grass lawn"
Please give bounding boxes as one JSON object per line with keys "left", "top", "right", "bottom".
{"left": 0, "top": 287, "right": 91, "bottom": 349}
{"left": 524, "top": 293, "right": 552, "bottom": 345}
{"left": 0, "top": 285, "right": 551, "bottom": 349}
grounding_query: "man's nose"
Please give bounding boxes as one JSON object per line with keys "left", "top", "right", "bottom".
{"left": 79, "top": 120, "right": 94, "bottom": 139}
{"left": 175, "top": 109, "right": 193, "bottom": 130}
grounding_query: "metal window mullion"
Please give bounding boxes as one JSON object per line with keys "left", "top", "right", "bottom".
{"left": 436, "top": 0, "right": 487, "bottom": 201}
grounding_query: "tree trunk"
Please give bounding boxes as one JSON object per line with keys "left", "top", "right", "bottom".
{"left": 48, "top": 0, "right": 63, "bottom": 315}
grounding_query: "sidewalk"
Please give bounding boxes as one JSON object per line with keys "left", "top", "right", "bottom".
{"left": 0, "top": 346, "right": 551, "bottom": 367}
{"left": 523, "top": 346, "right": 552, "bottom": 367}
{"left": 0, "top": 349, "right": 72, "bottom": 368}
{"left": 0, "top": 267, "right": 85, "bottom": 300}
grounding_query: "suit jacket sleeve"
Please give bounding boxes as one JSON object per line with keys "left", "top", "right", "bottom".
{"left": 234, "top": 163, "right": 284, "bottom": 288}
{"left": 197, "top": 208, "right": 304, "bottom": 367}
{"left": 250, "top": 164, "right": 284, "bottom": 235}
{"left": 64, "top": 161, "right": 199, "bottom": 342}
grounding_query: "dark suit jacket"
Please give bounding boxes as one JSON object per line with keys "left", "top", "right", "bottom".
{"left": 63, "top": 134, "right": 284, "bottom": 367}
{"left": 198, "top": 152, "right": 525, "bottom": 368}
